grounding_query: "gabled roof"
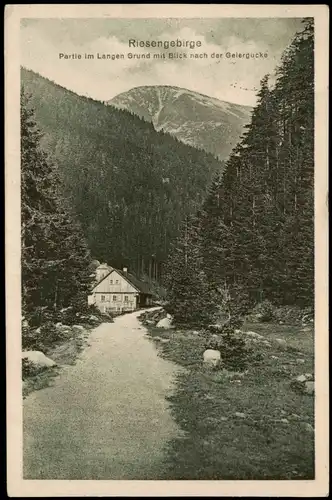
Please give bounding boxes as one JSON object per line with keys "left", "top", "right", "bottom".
{"left": 115, "top": 269, "right": 153, "bottom": 295}
{"left": 92, "top": 268, "right": 153, "bottom": 295}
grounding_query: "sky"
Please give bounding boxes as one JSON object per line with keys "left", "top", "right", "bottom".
{"left": 21, "top": 18, "right": 304, "bottom": 106}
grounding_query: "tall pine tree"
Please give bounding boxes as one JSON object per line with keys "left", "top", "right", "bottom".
{"left": 21, "top": 89, "right": 95, "bottom": 327}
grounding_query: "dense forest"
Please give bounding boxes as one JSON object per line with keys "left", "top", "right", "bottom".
{"left": 21, "top": 91, "right": 95, "bottom": 327}
{"left": 165, "top": 19, "right": 314, "bottom": 324}
{"left": 21, "top": 68, "right": 223, "bottom": 281}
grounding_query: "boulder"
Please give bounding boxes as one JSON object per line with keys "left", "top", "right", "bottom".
{"left": 55, "top": 322, "right": 63, "bottom": 328}
{"left": 234, "top": 412, "right": 246, "bottom": 418}
{"left": 203, "top": 349, "right": 221, "bottom": 367}
{"left": 296, "top": 358, "right": 305, "bottom": 364}
{"left": 275, "top": 338, "right": 287, "bottom": 347}
{"left": 22, "top": 351, "right": 56, "bottom": 368}
{"left": 304, "top": 381, "right": 315, "bottom": 395}
{"left": 301, "top": 422, "right": 314, "bottom": 433}
{"left": 156, "top": 317, "right": 174, "bottom": 329}
{"left": 296, "top": 374, "right": 307, "bottom": 383}
{"left": 73, "top": 325, "right": 84, "bottom": 330}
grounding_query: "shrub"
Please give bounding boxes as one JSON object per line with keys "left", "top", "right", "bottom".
{"left": 208, "top": 333, "right": 252, "bottom": 372}
{"left": 252, "top": 300, "right": 275, "bottom": 322}
{"left": 22, "top": 324, "right": 44, "bottom": 351}
{"left": 58, "top": 307, "right": 78, "bottom": 326}
{"left": 22, "top": 321, "right": 73, "bottom": 351}
{"left": 22, "top": 358, "right": 47, "bottom": 380}
{"left": 26, "top": 306, "right": 59, "bottom": 328}
{"left": 205, "top": 315, "right": 254, "bottom": 372}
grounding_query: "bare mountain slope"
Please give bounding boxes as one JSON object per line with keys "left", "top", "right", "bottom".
{"left": 109, "top": 86, "right": 252, "bottom": 160}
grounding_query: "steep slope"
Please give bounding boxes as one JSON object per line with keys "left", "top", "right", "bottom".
{"left": 109, "top": 86, "right": 252, "bottom": 161}
{"left": 21, "top": 68, "right": 223, "bottom": 279}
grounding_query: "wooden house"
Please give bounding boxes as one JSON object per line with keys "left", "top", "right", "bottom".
{"left": 88, "top": 265, "right": 154, "bottom": 314}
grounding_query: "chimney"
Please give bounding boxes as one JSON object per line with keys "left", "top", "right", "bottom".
{"left": 123, "top": 267, "right": 128, "bottom": 273}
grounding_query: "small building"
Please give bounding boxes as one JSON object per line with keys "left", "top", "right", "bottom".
{"left": 88, "top": 266, "right": 154, "bottom": 314}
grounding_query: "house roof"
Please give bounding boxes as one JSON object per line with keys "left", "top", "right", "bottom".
{"left": 115, "top": 269, "right": 153, "bottom": 295}
{"left": 92, "top": 268, "right": 154, "bottom": 295}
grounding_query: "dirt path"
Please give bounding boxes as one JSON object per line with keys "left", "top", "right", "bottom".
{"left": 23, "top": 308, "right": 181, "bottom": 479}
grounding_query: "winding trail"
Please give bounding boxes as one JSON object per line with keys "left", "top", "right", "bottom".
{"left": 23, "top": 308, "right": 182, "bottom": 479}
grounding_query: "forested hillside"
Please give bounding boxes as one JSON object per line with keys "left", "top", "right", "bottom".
{"left": 21, "top": 68, "right": 223, "bottom": 280}
{"left": 165, "top": 19, "right": 314, "bottom": 323}
{"left": 21, "top": 91, "right": 94, "bottom": 327}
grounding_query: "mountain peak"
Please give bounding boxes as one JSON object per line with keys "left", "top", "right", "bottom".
{"left": 108, "top": 86, "right": 252, "bottom": 160}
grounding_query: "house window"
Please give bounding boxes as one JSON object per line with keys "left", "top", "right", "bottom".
{"left": 101, "top": 295, "right": 105, "bottom": 302}
{"left": 113, "top": 295, "right": 117, "bottom": 301}
{"left": 115, "top": 280, "right": 119, "bottom": 284}
{"left": 124, "top": 295, "right": 128, "bottom": 302}
{"left": 110, "top": 280, "right": 113, "bottom": 284}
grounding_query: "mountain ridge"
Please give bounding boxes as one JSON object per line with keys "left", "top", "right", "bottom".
{"left": 109, "top": 85, "right": 252, "bottom": 160}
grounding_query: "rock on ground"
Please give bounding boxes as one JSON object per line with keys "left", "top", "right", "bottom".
{"left": 304, "top": 381, "right": 315, "bottom": 395}
{"left": 156, "top": 317, "right": 174, "bottom": 329}
{"left": 301, "top": 422, "right": 314, "bottom": 433}
{"left": 22, "top": 351, "right": 56, "bottom": 367}
{"left": 203, "top": 349, "right": 221, "bottom": 367}
{"left": 235, "top": 412, "right": 246, "bottom": 418}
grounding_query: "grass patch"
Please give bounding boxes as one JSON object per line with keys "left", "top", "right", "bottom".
{"left": 22, "top": 328, "right": 91, "bottom": 399}
{"left": 143, "top": 320, "right": 314, "bottom": 480}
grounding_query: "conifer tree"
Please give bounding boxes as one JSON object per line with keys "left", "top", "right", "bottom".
{"left": 21, "top": 88, "right": 95, "bottom": 327}
{"left": 172, "top": 18, "right": 316, "bottom": 322}
{"left": 164, "top": 213, "right": 217, "bottom": 326}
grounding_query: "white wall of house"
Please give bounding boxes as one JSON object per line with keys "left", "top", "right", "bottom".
{"left": 95, "top": 270, "right": 137, "bottom": 294}
{"left": 89, "top": 270, "right": 139, "bottom": 313}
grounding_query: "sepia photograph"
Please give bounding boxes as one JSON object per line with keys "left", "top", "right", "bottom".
{"left": 5, "top": 4, "right": 329, "bottom": 497}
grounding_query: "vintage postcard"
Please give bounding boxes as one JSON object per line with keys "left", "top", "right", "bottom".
{"left": 5, "top": 4, "right": 329, "bottom": 497}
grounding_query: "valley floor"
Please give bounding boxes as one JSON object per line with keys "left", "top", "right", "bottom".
{"left": 143, "top": 319, "right": 315, "bottom": 480}
{"left": 23, "top": 309, "right": 314, "bottom": 480}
